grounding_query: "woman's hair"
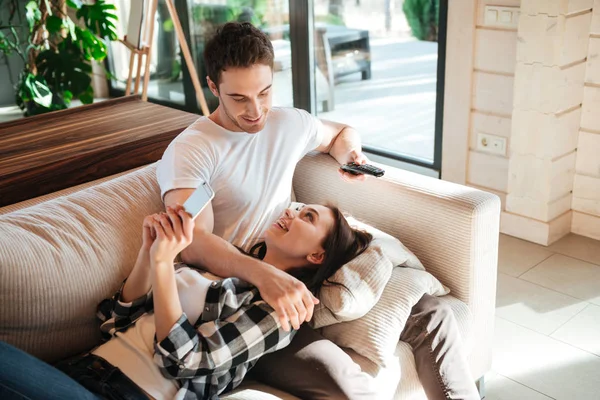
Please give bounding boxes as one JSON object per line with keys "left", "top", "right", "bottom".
{"left": 250, "top": 205, "right": 373, "bottom": 296}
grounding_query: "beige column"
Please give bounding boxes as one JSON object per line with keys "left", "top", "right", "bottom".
{"left": 572, "top": 0, "right": 600, "bottom": 240}
{"left": 503, "top": 0, "right": 594, "bottom": 245}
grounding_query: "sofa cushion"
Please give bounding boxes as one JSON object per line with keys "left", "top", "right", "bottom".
{"left": 321, "top": 266, "right": 449, "bottom": 367}
{"left": 0, "top": 163, "right": 163, "bottom": 362}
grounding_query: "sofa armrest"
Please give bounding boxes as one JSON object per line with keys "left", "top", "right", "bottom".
{"left": 293, "top": 152, "right": 500, "bottom": 377}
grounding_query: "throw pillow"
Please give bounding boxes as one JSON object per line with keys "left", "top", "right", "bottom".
{"left": 321, "top": 266, "right": 449, "bottom": 367}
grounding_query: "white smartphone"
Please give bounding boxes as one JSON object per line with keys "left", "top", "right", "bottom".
{"left": 182, "top": 182, "right": 215, "bottom": 220}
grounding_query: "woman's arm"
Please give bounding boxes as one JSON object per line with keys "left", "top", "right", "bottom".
{"left": 121, "top": 248, "right": 152, "bottom": 302}
{"left": 152, "top": 259, "right": 184, "bottom": 341}
{"left": 121, "top": 215, "right": 157, "bottom": 302}
{"left": 154, "top": 293, "right": 296, "bottom": 379}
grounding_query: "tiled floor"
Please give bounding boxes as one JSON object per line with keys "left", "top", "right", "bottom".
{"left": 486, "top": 233, "right": 600, "bottom": 400}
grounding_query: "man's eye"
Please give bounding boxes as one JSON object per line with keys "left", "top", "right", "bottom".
{"left": 233, "top": 98, "right": 245, "bottom": 102}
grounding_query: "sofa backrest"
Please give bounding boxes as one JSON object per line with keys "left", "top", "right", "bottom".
{"left": 0, "top": 164, "right": 162, "bottom": 362}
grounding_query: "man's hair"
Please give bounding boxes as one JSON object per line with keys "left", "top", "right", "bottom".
{"left": 203, "top": 22, "right": 274, "bottom": 87}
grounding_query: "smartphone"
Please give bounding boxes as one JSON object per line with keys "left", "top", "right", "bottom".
{"left": 182, "top": 182, "right": 215, "bottom": 220}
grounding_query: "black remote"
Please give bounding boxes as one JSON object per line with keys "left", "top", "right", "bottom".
{"left": 340, "top": 162, "right": 385, "bottom": 177}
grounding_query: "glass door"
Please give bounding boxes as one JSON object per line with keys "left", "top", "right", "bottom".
{"left": 311, "top": 0, "right": 447, "bottom": 173}
{"left": 106, "top": 0, "right": 294, "bottom": 114}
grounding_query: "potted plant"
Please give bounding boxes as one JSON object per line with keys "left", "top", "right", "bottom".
{"left": 0, "top": 0, "right": 118, "bottom": 116}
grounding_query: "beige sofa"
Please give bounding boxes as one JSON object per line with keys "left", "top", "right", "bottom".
{"left": 0, "top": 152, "right": 500, "bottom": 399}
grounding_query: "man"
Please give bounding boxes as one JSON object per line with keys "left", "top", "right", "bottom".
{"left": 157, "top": 22, "right": 374, "bottom": 399}
{"left": 157, "top": 22, "right": 479, "bottom": 400}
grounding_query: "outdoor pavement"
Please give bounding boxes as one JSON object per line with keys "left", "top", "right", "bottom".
{"left": 319, "top": 36, "right": 438, "bottom": 162}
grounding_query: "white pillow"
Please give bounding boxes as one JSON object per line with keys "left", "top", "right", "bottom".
{"left": 320, "top": 266, "right": 450, "bottom": 367}
{"left": 289, "top": 202, "right": 425, "bottom": 329}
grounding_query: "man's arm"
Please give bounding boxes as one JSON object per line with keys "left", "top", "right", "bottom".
{"left": 317, "top": 119, "right": 369, "bottom": 180}
{"left": 163, "top": 189, "right": 318, "bottom": 331}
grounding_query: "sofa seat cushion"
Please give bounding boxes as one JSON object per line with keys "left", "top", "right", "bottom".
{"left": 0, "top": 163, "right": 162, "bottom": 362}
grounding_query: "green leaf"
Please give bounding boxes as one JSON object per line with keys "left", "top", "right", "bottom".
{"left": 23, "top": 74, "right": 53, "bottom": 108}
{"left": 67, "top": 0, "right": 83, "bottom": 9}
{"left": 0, "top": 31, "right": 8, "bottom": 53}
{"left": 163, "top": 19, "right": 174, "bottom": 32}
{"left": 79, "top": 86, "right": 94, "bottom": 104}
{"left": 62, "top": 89, "right": 73, "bottom": 104}
{"left": 66, "top": 18, "right": 77, "bottom": 41}
{"left": 25, "top": 1, "right": 42, "bottom": 31}
{"left": 76, "top": 0, "right": 119, "bottom": 41}
{"left": 46, "top": 15, "right": 64, "bottom": 33}
{"left": 76, "top": 27, "right": 108, "bottom": 61}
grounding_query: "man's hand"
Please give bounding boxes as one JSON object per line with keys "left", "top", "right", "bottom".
{"left": 257, "top": 268, "right": 320, "bottom": 332}
{"left": 338, "top": 149, "right": 370, "bottom": 182}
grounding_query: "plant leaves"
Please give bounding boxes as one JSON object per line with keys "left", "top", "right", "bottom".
{"left": 62, "top": 89, "right": 73, "bottom": 104}
{"left": 76, "top": 0, "right": 119, "bottom": 41}
{"left": 75, "top": 27, "right": 108, "bottom": 61}
{"left": 36, "top": 40, "right": 93, "bottom": 98}
{"left": 66, "top": 17, "right": 77, "bottom": 41}
{"left": 22, "top": 73, "right": 53, "bottom": 108}
{"left": 67, "top": 0, "right": 83, "bottom": 9}
{"left": 25, "top": 1, "right": 42, "bottom": 32}
{"left": 79, "top": 86, "right": 94, "bottom": 104}
{"left": 45, "top": 15, "right": 64, "bottom": 34}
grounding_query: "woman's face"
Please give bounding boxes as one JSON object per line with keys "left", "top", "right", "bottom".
{"left": 264, "top": 204, "right": 335, "bottom": 265}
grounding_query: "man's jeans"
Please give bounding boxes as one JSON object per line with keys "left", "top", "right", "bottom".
{"left": 0, "top": 341, "right": 147, "bottom": 400}
{"left": 254, "top": 294, "right": 481, "bottom": 400}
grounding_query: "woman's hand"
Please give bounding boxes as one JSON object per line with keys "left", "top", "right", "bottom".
{"left": 141, "top": 215, "right": 158, "bottom": 253}
{"left": 149, "top": 206, "right": 195, "bottom": 264}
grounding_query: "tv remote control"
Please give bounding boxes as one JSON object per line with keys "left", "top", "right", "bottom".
{"left": 340, "top": 162, "right": 385, "bottom": 177}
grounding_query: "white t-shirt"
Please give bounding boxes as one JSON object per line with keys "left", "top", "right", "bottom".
{"left": 156, "top": 107, "right": 323, "bottom": 251}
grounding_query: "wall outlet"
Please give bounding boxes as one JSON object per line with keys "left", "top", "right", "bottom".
{"left": 477, "top": 133, "right": 507, "bottom": 156}
{"left": 484, "top": 6, "right": 520, "bottom": 29}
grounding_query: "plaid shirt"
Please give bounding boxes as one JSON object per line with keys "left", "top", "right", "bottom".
{"left": 97, "top": 265, "right": 296, "bottom": 400}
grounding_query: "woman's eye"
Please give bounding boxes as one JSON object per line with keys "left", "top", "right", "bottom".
{"left": 305, "top": 212, "right": 314, "bottom": 222}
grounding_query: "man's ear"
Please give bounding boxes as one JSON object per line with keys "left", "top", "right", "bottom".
{"left": 207, "top": 77, "right": 219, "bottom": 97}
{"left": 307, "top": 251, "right": 325, "bottom": 265}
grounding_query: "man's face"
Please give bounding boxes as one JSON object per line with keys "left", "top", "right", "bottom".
{"left": 210, "top": 64, "right": 273, "bottom": 133}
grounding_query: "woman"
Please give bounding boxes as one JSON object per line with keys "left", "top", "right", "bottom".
{"left": 0, "top": 203, "right": 372, "bottom": 400}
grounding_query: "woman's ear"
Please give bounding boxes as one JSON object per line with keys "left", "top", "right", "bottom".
{"left": 307, "top": 251, "right": 325, "bottom": 265}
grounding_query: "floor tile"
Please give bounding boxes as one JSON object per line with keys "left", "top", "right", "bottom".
{"left": 548, "top": 233, "right": 600, "bottom": 266}
{"left": 498, "top": 234, "right": 554, "bottom": 277}
{"left": 493, "top": 317, "right": 600, "bottom": 400}
{"left": 495, "top": 273, "right": 588, "bottom": 335}
{"left": 485, "top": 371, "right": 553, "bottom": 400}
{"left": 520, "top": 254, "right": 600, "bottom": 306}
{"left": 551, "top": 304, "right": 600, "bottom": 357}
